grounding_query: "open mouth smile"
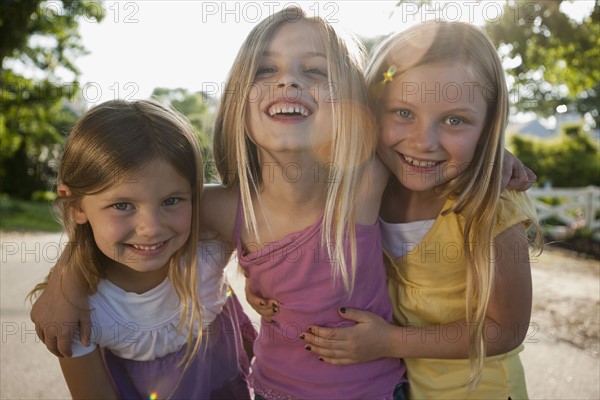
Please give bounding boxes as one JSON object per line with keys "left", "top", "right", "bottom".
{"left": 402, "top": 154, "right": 440, "bottom": 168}
{"left": 129, "top": 242, "right": 165, "bottom": 250}
{"left": 125, "top": 240, "right": 168, "bottom": 254}
{"left": 267, "top": 102, "right": 312, "bottom": 117}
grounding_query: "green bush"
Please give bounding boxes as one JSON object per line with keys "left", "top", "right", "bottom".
{"left": 0, "top": 195, "right": 61, "bottom": 232}
{"left": 509, "top": 129, "right": 600, "bottom": 187}
{"left": 31, "top": 191, "right": 57, "bottom": 202}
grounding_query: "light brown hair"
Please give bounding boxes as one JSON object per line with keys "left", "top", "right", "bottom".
{"left": 30, "top": 99, "right": 204, "bottom": 368}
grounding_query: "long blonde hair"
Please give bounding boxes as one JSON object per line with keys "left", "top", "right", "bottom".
{"left": 367, "top": 21, "right": 541, "bottom": 389}
{"left": 29, "top": 99, "right": 204, "bottom": 368}
{"left": 213, "top": 6, "right": 377, "bottom": 292}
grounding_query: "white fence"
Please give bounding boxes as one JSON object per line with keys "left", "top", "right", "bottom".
{"left": 527, "top": 186, "right": 600, "bottom": 232}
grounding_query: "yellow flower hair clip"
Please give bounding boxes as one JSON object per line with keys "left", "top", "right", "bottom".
{"left": 370, "top": 65, "right": 398, "bottom": 99}
{"left": 382, "top": 65, "right": 397, "bottom": 83}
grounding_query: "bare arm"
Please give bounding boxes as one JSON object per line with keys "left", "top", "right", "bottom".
{"left": 355, "top": 156, "right": 390, "bottom": 225}
{"left": 201, "top": 184, "right": 239, "bottom": 242}
{"left": 59, "top": 348, "right": 118, "bottom": 399}
{"left": 30, "top": 245, "right": 91, "bottom": 357}
{"left": 302, "top": 223, "right": 532, "bottom": 364}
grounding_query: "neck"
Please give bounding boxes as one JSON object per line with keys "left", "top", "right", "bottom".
{"left": 257, "top": 154, "right": 329, "bottom": 207}
{"left": 381, "top": 179, "right": 446, "bottom": 223}
{"left": 104, "top": 260, "right": 169, "bottom": 294}
{"left": 242, "top": 156, "right": 329, "bottom": 245}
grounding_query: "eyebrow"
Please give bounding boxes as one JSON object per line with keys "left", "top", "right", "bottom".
{"left": 262, "top": 51, "right": 327, "bottom": 59}
{"left": 442, "top": 106, "right": 481, "bottom": 115}
{"left": 384, "top": 99, "right": 480, "bottom": 114}
{"left": 100, "top": 190, "right": 191, "bottom": 202}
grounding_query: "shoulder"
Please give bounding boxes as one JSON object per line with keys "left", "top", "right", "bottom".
{"left": 494, "top": 190, "right": 536, "bottom": 237}
{"left": 201, "top": 184, "right": 240, "bottom": 243}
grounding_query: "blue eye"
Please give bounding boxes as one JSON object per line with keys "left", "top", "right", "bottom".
{"left": 163, "top": 197, "right": 180, "bottom": 206}
{"left": 395, "top": 109, "right": 412, "bottom": 119}
{"left": 112, "top": 203, "right": 131, "bottom": 211}
{"left": 446, "top": 116, "right": 463, "bottom": 126}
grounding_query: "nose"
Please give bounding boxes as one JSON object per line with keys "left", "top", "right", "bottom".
{"left": 277, "top": 80, "right": 301, "bottom": 102}
{"left": 408, "top": 123, "right": 439, "bottom": 152}
{"left": 276, "top": 66, "right": 301, "bottom": 89}
{"left": 136, "top": 208, "right": 163, "bottom": 237}
{"left": 277, "top": 81, "right": 299, "bottom": 88}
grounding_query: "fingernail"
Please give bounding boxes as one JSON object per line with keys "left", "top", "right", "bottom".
{"left": 307, "top": 326, "right": 313, "bottom": 333}
{"left": 304, "top": 345, "right": 311, "bottom": 351}
{"left": 318, "top": 357, "right": 324, "bottom": 362}
{"left": 273, "top": 305, "right": 279, "bottom": 314}
{"left": 259, "top": 301, "right": 266, "bottom": 306}
{"left": 299, "top": 334, "right": 305, "bottom": 340}
{"left": 340, "top": 307, "right": 347, "bottom": 314}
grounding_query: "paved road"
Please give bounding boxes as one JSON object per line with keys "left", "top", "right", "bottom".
{"left": 1, "top": 232, "right": 598, "bottom": 399}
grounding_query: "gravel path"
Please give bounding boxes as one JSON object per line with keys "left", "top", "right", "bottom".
{"left": 1, "top": 232, "right": 598, "bottom": 399}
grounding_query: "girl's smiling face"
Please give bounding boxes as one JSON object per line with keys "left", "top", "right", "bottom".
{"left": 70, "top": 160, "right": 192, "bottom": 280}
{"left": 245, "top": 20, "right": 333, "bottom": 157}
{"left": 377, "top": 62, "right": 489, "bottom": 194}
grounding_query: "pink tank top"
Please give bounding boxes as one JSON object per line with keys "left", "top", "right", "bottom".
{"left": 233, "top": 202, "right": 406, "bottom": 399}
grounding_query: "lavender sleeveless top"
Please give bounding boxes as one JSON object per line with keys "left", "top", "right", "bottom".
{"left": 234, "top": 203, "right": 406, "bottom": 399}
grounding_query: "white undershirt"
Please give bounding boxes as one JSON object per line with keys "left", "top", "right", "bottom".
{"left": 71, "top": 241, "right": 230, "bottom": 360}
{"left": 380, "top": 218, "right": 435, "bottom": 259}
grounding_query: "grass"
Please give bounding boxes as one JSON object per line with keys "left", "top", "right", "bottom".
{"left": 0, "top": 196, "right": 62, "bottom": 232}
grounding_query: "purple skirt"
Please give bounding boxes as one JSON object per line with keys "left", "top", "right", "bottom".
{"left": 103, "top": 293, "right": 254, "bottom": 399}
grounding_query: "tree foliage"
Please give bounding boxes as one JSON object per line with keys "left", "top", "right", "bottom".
{"left": 485, "top": 0, "right": 599, "bottom": 125}
{"left": 1, "top": 0, "right": 103, "bottom": 198}
{"left": 509, "top": 128, "right": 600, "bottom": 187}
{"left": 151, "top": 88, "right": 217, "bottom": 182}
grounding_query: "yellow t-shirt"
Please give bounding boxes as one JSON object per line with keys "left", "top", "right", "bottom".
{"left": 386, "top": 191, "right": 535, "bottom": 399}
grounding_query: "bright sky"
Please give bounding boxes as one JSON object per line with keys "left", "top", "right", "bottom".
{"left": 68, "top": 0, "right": 594, "bottom": 106}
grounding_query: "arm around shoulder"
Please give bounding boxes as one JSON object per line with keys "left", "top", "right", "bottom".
{"left": 304, "top": 223, "right": 533, "bottom": 362}
{"left": 201, "top": 184, "right": 239, "bottom": 242}
{"left": 30, "top": 245, "right": 92, "bottom": 357}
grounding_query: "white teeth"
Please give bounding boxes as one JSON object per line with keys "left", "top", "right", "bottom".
{"left": 268, "top": 104, "right": 309, "bottom": 117}
{"left": 403, "top": 155, "right": 438, "bottom": 168}
{"left": 131, "top": 242, "right": 164, "bottom": 251}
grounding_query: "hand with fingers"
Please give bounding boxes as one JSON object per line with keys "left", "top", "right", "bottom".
{"left": 244, "top": 276, "right": 279, "bottom": 322}
{"left": 502, "top": 150, "right": 537, "bottom": 191}
{"left": 30, "top": 264, "right": 92, "bottom": 358}
{"left": 300, "top": 307, "right": 395, "bottom": 365}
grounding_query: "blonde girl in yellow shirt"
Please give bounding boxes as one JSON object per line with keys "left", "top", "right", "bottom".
{"left": 300, "top": 21, "right": 543, "bottom": 399}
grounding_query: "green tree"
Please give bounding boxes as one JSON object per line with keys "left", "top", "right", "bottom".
{"left": 509, "top": 128, "right": 600, "bottom": 187}
{"left": 151, "top": 88, "right": 217, "bottom": 182}
{"left": 485, "top": 0, "right": 599, "bottom": 125}
{"left": 1, "top": 0, "right": 103, "bottom": 198}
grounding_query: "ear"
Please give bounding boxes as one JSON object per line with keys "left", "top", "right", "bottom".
{"left": 57, "top": 184, "right": 88, "bottom": 225}
{"left": 57, "top": 183, "right": 71, "bottom": 198}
